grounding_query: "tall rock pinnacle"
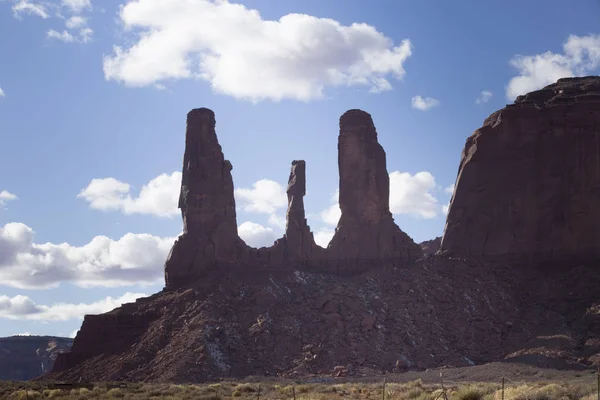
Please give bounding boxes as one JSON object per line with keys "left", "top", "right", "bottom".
{"left": 165, "top": 108, "right": 243, "bottom": 288}
{"left": 285, "top": 160, "right": 319, "bottom": 261}
{"left": 441, "top": 76, "right": 600, "bottom": 264}
{"left": 328, "top": 109, "right": 420, "bottom": 262}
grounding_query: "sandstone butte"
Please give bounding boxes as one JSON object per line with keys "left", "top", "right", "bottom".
{"left": 48, "top": 76, "right": 600, "bottom": 383}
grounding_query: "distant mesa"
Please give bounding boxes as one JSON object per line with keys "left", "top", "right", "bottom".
{"left": 164, "top": 107, "right": 421, "bottom": 288}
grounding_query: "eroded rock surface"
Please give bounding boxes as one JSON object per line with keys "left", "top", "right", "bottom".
{"left": 328, "top": 110, "right": 421, "bottom": 263}
{"left": 441, "top": 77, "right": 600, "bottom": 263}
{"left": 165, "top": 108, "right": 246, "bottom": 288}
{"left": 165, "top": 107, "right": 419, "bottom": 289}
{"left": 285, "top": 160, "right": 322, "bottom": 262}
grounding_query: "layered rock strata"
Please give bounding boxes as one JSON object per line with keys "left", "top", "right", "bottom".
{"left": 165, "top": 108, "right": 419, "bottom": 289}
{"left": 441, "top": 76, "right": 600, "bottom": 263}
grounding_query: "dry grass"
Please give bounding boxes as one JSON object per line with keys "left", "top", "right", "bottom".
{"left": 0, "top": 377, "right": 598, "bottom": 399}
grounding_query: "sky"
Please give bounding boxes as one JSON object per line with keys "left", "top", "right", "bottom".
{"left": 0, "top": 0, "right": 599, "bottom": 338}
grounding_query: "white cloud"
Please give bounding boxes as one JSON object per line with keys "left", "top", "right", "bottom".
{"left": 61, "top": 0, "right": 91, "bottom": 13}
{"left": 411, "top": 95, "right": 440, "bottom": 111}
{"left": 11, "top": 0, "right": 94, "bottom": 43}
{"left": 0, "top": 87, "right": 5, "bottom": 97}
{"left": 47, "top": 27, "right": 92, "bottom": 43}
{"left": 506, "top": 34, "right": 600, "bottom": 100}
{"left": 267, "top": 214, "right": 285, "bottom": 230}
{"left": 102, "top": 0, "right": 412, "bottom": 102}
{"left": 12, "top": 0, "right": 49, "bottom": 19}
{"left": 78, "top": 172, "right": 181, "bottom": 218}
{"left": 475, "top": 90, "right": 492, "bottom": 104}
{"left": 235, "top": 179, "right": 287, "bottom": 214}
{"left": 314, "top": 228, "right": 334, "bottom": 248}
{"left": 238, "top": 221, "right": 278, "bottom": 248}
{"left": 442, "top": 204, "right": 449, "bottom": 215}
{"left": 444, "top": 184, "right": 455, "bottom": 195}
{"left": 389, "top": 171, "right": 438, "bottom": 218}
{"left": 0, "top": 190, "right": 18, "bottom": 207}
{"left": 0, "top": 292, "right": 146, "bottom": 321}
{"left": 66, "top": 15, "right": 87, "bottom": 29}
{"left": 320, "top": 203, "right": 341, "bottom": 226}
{"left": 0, "top": 222, "right": 175, "bottom": 289}
{"left": 47, "top": 29, "right": 75, "bottom": 42}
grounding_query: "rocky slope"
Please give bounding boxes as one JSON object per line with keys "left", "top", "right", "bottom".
{"left": 0, "top": 336, "right": 72, "bottom": 381}
{"left": 50, "top": 76, "right": 600, "bottom": 383}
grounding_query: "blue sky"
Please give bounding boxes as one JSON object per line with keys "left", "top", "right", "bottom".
{"left": 0, "top": 0, "right": 599, "bottom": 338}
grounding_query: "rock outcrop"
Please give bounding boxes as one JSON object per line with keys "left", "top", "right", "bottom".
{"left": 49, "top": 78, "right": 600, "bottom": 383}
{"left": 328, "top": 110, "right": 421, "bottom": 262}
{"left": 0, "top": 336, "right": 72, "bottom": 381}
{"left": 284, "top": 160, "right": 321, "bottom": 262}
{"left": 165, "top": 108, "right": 246, "bottom": 288}
{"left": 164, "top": 108, "right": 419, "bottom": 289}
{"left": 441, "top": 76, "right": 600, "bottom": 263}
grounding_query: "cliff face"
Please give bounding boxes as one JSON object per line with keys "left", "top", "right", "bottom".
{"left": 441, "top": 77, "right": 600, "bottom": 263}
{"left": 165, "top": 108, "right": 420, "bottom": 289}
{"left": 0, "top": 336, "right": 72, "bottom": 381}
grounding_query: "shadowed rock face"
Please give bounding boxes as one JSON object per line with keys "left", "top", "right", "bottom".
{"left": 285, "top": 160, "right": 321, "bottom": 262}
{"left": 164, "top": 107, "right": 420, "bottom": 289}
{"left": 441, "top": 76, "right": 600, "bottom": 263}
{"left": 165, "top": 108, "right": 246, "bottom": 288}
{"left": 328, "top": 109, "right": 421, "bottom": 262}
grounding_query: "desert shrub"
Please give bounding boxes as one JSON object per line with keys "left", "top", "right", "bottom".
{"left": 107, "top": 387, "right": 125, "bottom": 398}
{"left": 43, "top": 389, "right": 62, "bottom": 398}
{"left": 454, "top": 385, "right": 486, "bottom": 400}
{"left": 231, "top": 389, "right": 242, "bottom": 397}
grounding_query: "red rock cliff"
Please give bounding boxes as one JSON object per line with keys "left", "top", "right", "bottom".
{"left": 441, "top": 76, "right": 600, "bottom": 263}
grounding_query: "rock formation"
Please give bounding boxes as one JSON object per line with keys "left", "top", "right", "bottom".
{"left": 165, "top": 108, "right": 246, "bottom": 288}
{"left": 48, "top": 78, "right": 600, "bottom": 383}
{"left": 284, "top": 160, "right": 321, "bottom": 262}
{"left": 328, "top": 109, "right": 421, "bottom": 262}
{"left": 441, "top": 76, "right": 600, "bottom": 263}
{"left": 0, "top": 336, "right": 72, "bottom": 381}
{"left": 164, "top": 107, "right": 419, "bottom": 289}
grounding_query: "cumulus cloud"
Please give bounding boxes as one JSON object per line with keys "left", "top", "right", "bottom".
{"left": 11, "top": 0, "right": 49, "bottom": 19}
{"left": 0, "top": 190, "right": 18, "bottom": 207}
{"left": 475, "top": 90, "right": 492, "bottom": 104}
{"left": 506, "top": 34, "right": 600, "bottom": 100}
{"left": 0, "top": 292, "right": 146, "bottom": 321}
{"left": 411, "top": 96, "right": 440, "bottom": 111}
{"left": 0, "top": 87, "right": 5, "bottom": 97}
{"left": 235, "top": 179, "right": 287, "bottom": 214}
{"left": 314, "top": 228, "right": 335, "bottom": 248}
{"left": 444, "top": 184, "right": 455, "bottom": 195}
{"left": 0, "top": 222, "right": 175, "bottom": 289}
{"left": 78, "top": 172, "right": 181, "bottom": 218}
{"left": 389, "top": 171, "right": 438, "bottom": 218}
{"left": 238, "top": 221, "right": 278, "bottom": 248}
{"left": 102, "top": 0, "right": 412, "bottom": 102}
